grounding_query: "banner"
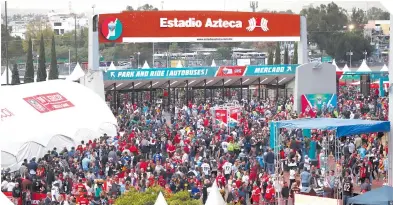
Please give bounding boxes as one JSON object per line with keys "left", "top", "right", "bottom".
{"left": 216, "top": 66, "right": 246, "bottom": 77}
{"left": 215, "top": 109, "right": 228, "bottom": 126}
{"left": 245, "top": 64, "right": 298, "bottom": 76}
{"left": 105, "top": 67, "right": 217, "bottom": 80}
{"left": 0, "top": 192, "right": 63, "bottom": 205}
{"left": 23, "top": 92, "right": 74, "bottom": 114}
{"left": 99, "top": 11, "right": 301, "bottom": 43}
{"left": 228, "top": 107, "right": 241, "bottom": 127}
{"left": 300, "top": 94, "right": 337, "bottom": 117}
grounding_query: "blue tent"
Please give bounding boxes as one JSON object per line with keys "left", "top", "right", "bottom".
{"left": 347, "top": 186, "right": 393, "bottom": 205}
{"left": 269, "top": 118, "right": 390, "bottom": 149}
{"left": 273, "top": 118, "right": 390, "bottom": 138}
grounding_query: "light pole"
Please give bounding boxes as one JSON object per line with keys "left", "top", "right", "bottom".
{"left": 137, "top": 52, "right": 140, "bottom": 68}
{"left": 68, "top": 49, "right": 71, "bottom": 75}
{"left": 363, "top": 50, "right": 367, "bottom": 60}
{"left": 346, "top": 50, "right": 353, "bottom": 68}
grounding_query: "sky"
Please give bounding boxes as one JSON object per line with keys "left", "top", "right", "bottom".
{"left": 0, "top": 0, "right": 387, "bottom": 15}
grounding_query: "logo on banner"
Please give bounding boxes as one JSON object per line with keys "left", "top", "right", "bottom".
{"left": 216, "top": 66, "right": 246, "bottom": 77}
{"left": 101, "top": 17, "right": 123, "bottom": 41}
{"left": 24, "top": 93, "right": 74, "bottom": 113}
{"left": 246, "top": 17, "right": 269, "bottom": 32}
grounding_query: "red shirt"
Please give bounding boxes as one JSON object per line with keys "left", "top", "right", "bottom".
{"left": 167, "top": 144, "right": 176, "bottom": 153}
{"left": 77, "top": 197, "right": 89, "bottom": 205}
{"left": 251, "top": 187, "right": 261, "bottom": 202}
{"left": 129, "top": 145, "right": 138, "bottom": 155}
{"left": 265, "top": 185, "right": 275, "bottom": 200}
{"left": 140, "top": 161, "right": 148, "bottom": 171}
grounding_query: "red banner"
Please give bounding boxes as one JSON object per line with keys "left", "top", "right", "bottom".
{"left": 215, "top": 109, "right": 228, "bottom": 125}
{"left": 216, "top": 66, "right": 246, "bottom": 77}
{"left": 229, "top": 107, "right": 241, "bottom": 122}
{"left": 98, "top": 11, "right": 301, "bottom": 43}
{"left": 23, "top": 92, "right": 74, "bottom": 113}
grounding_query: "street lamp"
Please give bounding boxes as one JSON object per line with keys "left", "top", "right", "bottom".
{"left": 346, "top": 50, "right": 353, "bottom": 68}
{"left": 363, "top": 50, "right": 368, "bottom": 60}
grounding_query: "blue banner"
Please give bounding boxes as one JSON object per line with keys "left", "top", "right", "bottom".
{"left": 105, "top": 67, "right": 217, "bottom": 80}
{"left": 246, "top": 64, "right": 298, "bottom": 76}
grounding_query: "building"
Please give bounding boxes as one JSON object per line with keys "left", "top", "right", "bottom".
{"left": 47, "top": 10, "right": 88, "bottom": 35}
{"left": 364, "top": 20, "right": 390, "bottom": 60}
{"left": 8, "top": 20, "right": 28, "bottom": 39}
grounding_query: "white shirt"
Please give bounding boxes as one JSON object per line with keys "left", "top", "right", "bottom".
{"left": 221, "top": 142, "right": 229, "bottom": 153}
{"left": 201, "top": 163, "right": 211, "bottom": 176}
{"left": 1, "top": 181, "right": 8, "bottom": 191}
{"left": 6, "top": 182, "right": 15, "bottom": 192}
{"left": 242, "top": 175, "right": 249, "bottom": 184}
{"left": 289, "top": 169, "right": 296, "bottom": 179}
{"left": 222, "top": 162, "right": 233, "bottom": 175}
{"left": 182, "top": 153, "right": 189, "bottom": 163}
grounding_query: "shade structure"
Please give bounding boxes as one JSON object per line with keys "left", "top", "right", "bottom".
{"left": 211, "top": 59, "right": 217, "bottom": 67}
{"left": 205, "top": 181, "right": 226, "bottom": 205}
{"left": 332, "top": 59, "right": 340, "bottom": 71}
{"left": 357, "top": 59, "right": 371, "bottom": 72}
{"left": 0, "top": 80, "right": 117, "bottom": 171}
{"left": 142, "top": 61, "right": 150, "bottom": 69}
{"left": 380, "top": 64, "right": 389, "bottom": 72}
{"left": 273, "top": 118, "right": 390, "bottom": 138}
{"left": 66, "top": 63, "right": 85, "bottom": 81}
{"left": 0, "top": 68, "right": 12, "bottom": 85}
{"left": 154, "top": 192, "right": 168, "bottom": 205}
{"left": 107, "top": 62, "right": 117, "bottom": 71}
{"left": 347, "top": 186, "right": 393, "bottom": 205}
{"left": 176, "top": 60, "right": 183, "bottom": 68}
{"left": 342, "top": 64, "right": 350, "bottom": 72}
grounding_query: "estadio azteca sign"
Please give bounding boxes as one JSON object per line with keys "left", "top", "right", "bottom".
{"left": 99, "top": 11, "right": 300, "bottom": 43}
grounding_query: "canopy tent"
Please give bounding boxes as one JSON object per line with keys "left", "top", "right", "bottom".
{"left": 273, "top": 118, "right": 390, "bottom": 138}
{"left": 342, "top": 64, "right": 350, "bottom": 72}
{"left": 176, "top": 60, "right": 183, "bottom": 68}
{"left": 211, "top": 59, "right": 217, "bottom": 67}
{"left": 66, "top": 63, "right": 86, "bottom": 81}
{"left": 0, "top": 68, "right": 12, "bottom": 85}
{"left": 205, "top": 181, "right": 226, "bottom": 205}
{"left": 332, "top": 59, "right": 340, "bottom": 71}
{"left": 0, "top": 80, "right": 117, "bottom": 171}
{"left": 356, "top": 60, "right": 371, "bottom": 72}
{"left": 347, "top": 186, "right": 393, "bottom": 205}
{"left": 154, "top": 192, "right": 168, "bottom": 205}
{"left": 142, "top": 61, "right": 150, "bottom": 69}
{"left": 107, "top": 62, "right": 117, "bottom": 71}
{"left": 380, "top": 64, "right": 389, "bottom": 72}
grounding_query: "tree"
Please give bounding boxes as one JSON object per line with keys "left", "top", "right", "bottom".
{"left": 300, "top": 2, "right": 348, "bottom": 52}
{"left": 48, "top": 35, "right": 58, "bottom": 80}
{"left": 327, "top": 31, "right": 373, "bottom": 63}
{"left": 292, "top": 42, "right": 298, "bottom": 64}
{"left": 283, "top": 45, "right": 289, "bottom": 64}
{"left": 22, "top": 20, "right": 54, "bottom": 53}
{"left": 125, "top": 5, "right": 134, "bottom": 11}
{"left": 24, "top": 37, "right": 35, "bottom": 83}
{"left": 137, "top": 4, "right": 159, "bottom": 11}
{"left": 168, "top": 43, "right": 180, "bottom": 53}
{"left": 366, "top": 7, "right": 390, "bottom": 20}
{"left": 115, "top": 186, "right": 200, "bottom": 205}
{"left": 11, "top": 64, "right": 20, "bottom": 85}
{"left": 350, "top": 8, "right": 367, "bottom": 31}
{"left": 274, "top": 42, "right": 281, "bottom": 64}
{"left": 36, "top": 34, "right": 47, "bottom": 82}
{"left": 267, "top": 50, "right": 274, "bottom": 65}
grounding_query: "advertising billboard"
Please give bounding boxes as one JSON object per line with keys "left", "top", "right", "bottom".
{"left": 300, "top": 93, "right": 337, "bottom": 117}
{"left": 99, "top": 11, "right": 301, "bottom": 43}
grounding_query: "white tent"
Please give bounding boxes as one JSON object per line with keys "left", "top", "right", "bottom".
{"left": 0, "top": 68, "right": 12, "bottom": 85}
{"left": 107, "top": 62, "right": 117, "bottom": 71}
{"left": 66, "top": 63, "right": 85, "bottom": 81}
{"left": 342, "top": 64, "right": 350, "bottom": 72}
{"left": 205, "top": 181, "right": 226, "bottom": 205}
{"left": 211, "top": 59, "right": 217, "bottom": 67}
{"left": 380, "top": 64, "right": 389, "bottom": 72}
{"left": 142, "top": 61, "right": 150, "bottom": 69}
{"left": 154, "top": 192, "right": 168, "bottom": 205}
{"left": 332, "top": 59, "right": 340, "bottom": 71}
{"left": 176, "top": 60, "right": 183, "bottom": 68}
{"left": 356, "top": 60, "right": 371, "bottom": 72}
{"left": 0, "top": 80, "right": 117, "bottom": 171}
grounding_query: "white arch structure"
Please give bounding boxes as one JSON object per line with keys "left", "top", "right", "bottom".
{"left": 0, "top": 80, "right": 117, "bottom": 171}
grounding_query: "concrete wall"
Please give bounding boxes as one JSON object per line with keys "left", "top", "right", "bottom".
{"left": 294, "top": 62, "right": 337, "bottom": 112}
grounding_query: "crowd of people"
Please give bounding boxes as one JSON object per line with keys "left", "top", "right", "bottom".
{"left": 1, "top": 85, "right": 389, "bottom": 205}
